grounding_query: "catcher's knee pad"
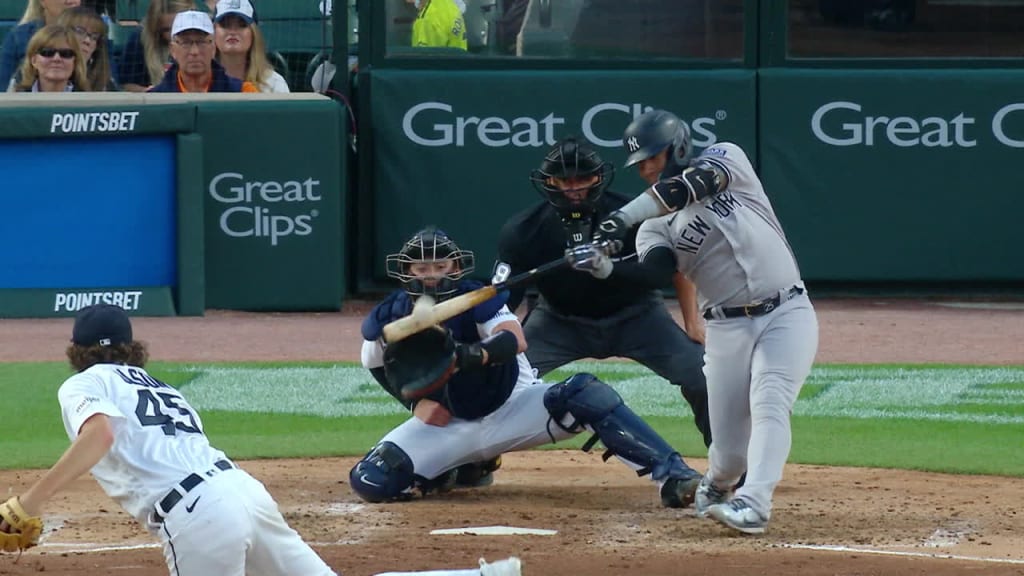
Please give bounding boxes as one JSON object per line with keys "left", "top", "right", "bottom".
{"left": 544, "top": 373, "right": 688, "bottom": 479}
{"left": 349, "top": 442, "right": 416, "bottom": 503}
{"left": 543, "top": 373, "right": 623, "bottom": 433}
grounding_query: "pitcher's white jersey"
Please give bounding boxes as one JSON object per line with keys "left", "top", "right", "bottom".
{"left": 635, "top": 142, "right": 802, "bottom": 311}
{"left": 59, "top": 363, "right": 227, "bottom": 527}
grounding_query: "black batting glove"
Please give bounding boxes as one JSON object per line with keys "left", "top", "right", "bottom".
{"left": 455, "top": 342, "right": 485, "bottom": 371}
{"left": 593, "top": 211, "right": 628, "bottom": 244}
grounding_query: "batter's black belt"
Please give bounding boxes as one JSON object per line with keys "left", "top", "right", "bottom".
{"left": 703, "top": 286, "right": 804, "bottom": 320}
{"left": 153, "top": 459, "right": 235, "bottom": 523}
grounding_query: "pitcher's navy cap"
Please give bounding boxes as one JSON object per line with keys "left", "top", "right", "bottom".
{"left": 72, "top": 304, "right": 132, "bottom": 347}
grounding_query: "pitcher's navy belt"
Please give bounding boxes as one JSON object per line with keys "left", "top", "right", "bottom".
{"left": 703, "top": 286, "right": 804, "bottom": 320}
{"left": 153, "top": 459, "right": 234, "bottom": 523}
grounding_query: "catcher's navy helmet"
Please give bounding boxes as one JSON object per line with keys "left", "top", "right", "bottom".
{"left": 529, "top": 137, "right": 614, "bottom": 219}
{"left": 622, "top": 109, "right": 691, "bottom": 170}
{"left": 386, "top": 227, "right": 475, "bottom": 300}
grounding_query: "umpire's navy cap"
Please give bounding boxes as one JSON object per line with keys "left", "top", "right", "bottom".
{"left": 72, "top": 304, "right": 133, "bottom": 347}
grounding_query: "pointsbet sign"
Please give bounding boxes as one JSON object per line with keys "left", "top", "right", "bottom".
{"left": 401, "top": 102, "right": 729, "bottom": 149}
{"left": 53, "top": 290, "right": 143, "bottom": 312}
{"left": 50, "top": 111, "right": 140, "bottom": 134}
{"left": 811, "top": 101, "right": 1024, "bottom": 148}
{"left": 209, "top": 172, "right": 323, "bottom": 246}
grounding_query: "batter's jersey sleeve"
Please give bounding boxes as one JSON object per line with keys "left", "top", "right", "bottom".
{"left": 694, "top": 142, "right": 758, "bottom": 199}
{"left": 59, "top": 372, "right": 125, "bottom": 440}
{"left": 636, "top": 214, "right": 678, "bottom": 266}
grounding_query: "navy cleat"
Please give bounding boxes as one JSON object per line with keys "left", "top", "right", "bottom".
{"left": 658, "top": 455, "right": 703, "bottom": 508}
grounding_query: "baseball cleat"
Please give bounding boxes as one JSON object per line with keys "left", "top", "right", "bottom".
{"left": 659, "top": 469, "right": 703, "bottom": 508}
{"left": 695, "top": 474, "right": 731, "bottom": 518}
{"left": 706, "top": 498, "right": 768, "bottom": 535}
{"left": 455, "top": 456, "right": 501, "bottom": 488}
{"left": 478, "top": 556, "right": 522, "bottom": 576}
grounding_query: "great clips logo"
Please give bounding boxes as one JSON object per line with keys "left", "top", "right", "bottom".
{"left": 811, "top": 101, "right": 1024, "bottom": 148}
{"left": 401, "top": 102, "right": 728, "bottom": 149}
{"left": 209, "top": 172, "right": 322, "bottom": 246}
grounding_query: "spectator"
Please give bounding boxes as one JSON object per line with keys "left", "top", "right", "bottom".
{"left": 149, "top": 10, "right": 258, "bottom": 93}
{"left": 57, "top": 6, "right": 115, "bottom": 90}
{"left": 495, "top": 0, "right": 528, "bottom": 55}
{"left": 10, "top": 25, "right": 87, "bottom": 92}
{"left": 0, "top": 0, "right": 82, "bottom": 89}
{"left": 118, "top": 0, "right": 192, "bottom": 92}
{"left": 213, "top": 0, "right": 289, "bottom": 93}
{"left": 405, "top": 0, "right": 468, "bottom": 50}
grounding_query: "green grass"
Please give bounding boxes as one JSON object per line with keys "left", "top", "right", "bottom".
{"left": 1, "top": 361, "right": 1021, "bottom": 476}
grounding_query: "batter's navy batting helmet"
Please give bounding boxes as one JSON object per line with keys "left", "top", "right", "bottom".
{"left": 529, "top": 137, "right": 614, "bottom": 218}
{"left": 622, "top": 109, "right": 691, "bottom": 170}
{"left": 386, "top": 227, "right": 475, "bottom": 300}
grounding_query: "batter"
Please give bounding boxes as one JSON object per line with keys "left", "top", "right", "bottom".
{"left": 595, "top": 110, "right": 819, "bottom": 534}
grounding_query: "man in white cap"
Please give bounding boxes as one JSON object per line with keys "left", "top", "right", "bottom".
{"left": 149, "top": 9, "right": 257, "bottom": 92}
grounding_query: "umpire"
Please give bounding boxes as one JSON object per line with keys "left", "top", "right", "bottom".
{"left": 497, "top": 137, "right": 711, "bottom": 447}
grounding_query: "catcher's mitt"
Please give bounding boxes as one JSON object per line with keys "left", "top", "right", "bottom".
{"left": 384, "top": 326, "right": 457, "bottom": 401}
{"left": 0, "top": 497, "right": 42, "bottom": 553}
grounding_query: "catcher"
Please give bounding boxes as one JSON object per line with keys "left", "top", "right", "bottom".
{"left": 350, "top": 227, "right": 703, "bottom": 507}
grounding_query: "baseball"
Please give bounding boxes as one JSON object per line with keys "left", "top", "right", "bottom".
{"left": 412, "top": 295, "right": 435, "bottom": 323}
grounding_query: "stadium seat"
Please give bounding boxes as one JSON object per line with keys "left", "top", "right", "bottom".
{"left": 516, "top": 0, "right": 585, "bottom": 57}
{"left": 0, "top": 0, "right": 23, "bottom": 45}
{"left": 260, "top": 19, "right": 332, "bottom": 55}
{"left": 254, "top": 0, "right": 324, "bottom": 20}
{"left": 465, "top": 0, "right": 497, "bottom": 54}
{"left": 115, "top": 0, "right": 147, "bottom": 22}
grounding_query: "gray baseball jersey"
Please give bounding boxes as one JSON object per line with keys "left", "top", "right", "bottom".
{"left": 635, "top": 142, "right": 802, "bottom": 311}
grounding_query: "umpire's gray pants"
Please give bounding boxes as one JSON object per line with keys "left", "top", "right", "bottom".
{"left": 523, "top": 295, "right": 711, "bottom": 447}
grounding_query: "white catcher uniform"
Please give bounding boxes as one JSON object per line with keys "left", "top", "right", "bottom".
{"left": 59, "top": 363, "right": 335, "bottom": 576}
{"left": 635, "top": 142, "right": 819, "bottom": 522}
{"left": 361, "top": 304, "right": 577, "bottom": 480}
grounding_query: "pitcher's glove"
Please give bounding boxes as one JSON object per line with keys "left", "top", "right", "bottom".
{"left": 384, "top": 326, "right": 458, "bottom": 401}
{"left": 0, "top": 497, "right": 42, "bottom": 553}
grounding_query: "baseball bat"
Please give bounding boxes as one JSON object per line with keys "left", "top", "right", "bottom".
{"left": 380, "top": 240, "right": 620, "bottom": 343}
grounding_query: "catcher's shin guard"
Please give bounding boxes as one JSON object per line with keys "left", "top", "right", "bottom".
{"left": 349, "top": 442, "right": 417, "bottom": 502}
{"left": 543, "top": 373, "right": 697, "bottom": 481}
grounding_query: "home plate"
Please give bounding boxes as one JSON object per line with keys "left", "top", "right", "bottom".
{"left": 430, "top": 526, "right": 557, "bottom": 536}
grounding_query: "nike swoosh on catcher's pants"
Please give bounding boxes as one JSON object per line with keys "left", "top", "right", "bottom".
{"left": 185, "top": 496, "right": 201, "bottom": 513}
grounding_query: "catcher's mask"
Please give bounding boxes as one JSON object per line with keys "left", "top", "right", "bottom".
{"left": 530, "top": 137, "right": 614, "bottom": 220}
{"left": 386, "top": 227, "right": 475, "bottom": 300}
{"left": 622, "top": 109, "right": 691, "bottom": 173}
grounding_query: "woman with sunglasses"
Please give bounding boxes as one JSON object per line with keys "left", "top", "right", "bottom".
{"left": 57, "top": 6, "right": 115, "bottom": 90}
{"left": 118, "top": 0, "right": 193, "bottom": 92}
{"left": 0, "top": 0, "right": 82, "bottom": 90}
{"left": 11, "top": 25, "right": 88, "bottom": 92}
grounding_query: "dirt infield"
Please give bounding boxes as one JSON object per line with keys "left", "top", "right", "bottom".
{"left": 1, "top": 298, "right": 1022, "bottom": 575}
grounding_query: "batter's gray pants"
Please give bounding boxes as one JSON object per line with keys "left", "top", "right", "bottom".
{"left": 523, "top": 295, "right": 711, "bottom": 447}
